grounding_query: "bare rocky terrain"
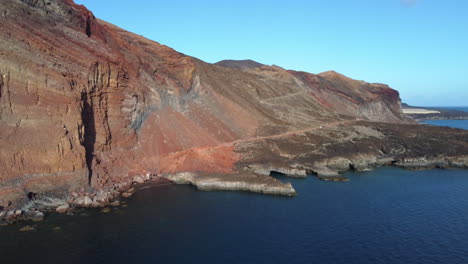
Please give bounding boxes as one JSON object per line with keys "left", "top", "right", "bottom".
{"left": 0, "top": 0, "right": 467, "bottom": 223}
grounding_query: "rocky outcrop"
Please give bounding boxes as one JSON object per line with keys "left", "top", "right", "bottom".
{"left": 0, "top": 0, "right": 466, "bottom": 216}
{"left": 236, "top": 121, "right": 468, "bottom": 181}
{"left": 394, "top": 155, "right": 468, "bottom": 170}
{"left": 246, "top": 164, "right": 308, "bottom": 178}
{"left": 164, "top": 172, "right": 296, "bottom": 196}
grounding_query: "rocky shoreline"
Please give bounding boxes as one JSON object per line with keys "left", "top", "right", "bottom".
{"left": 2, "top": 119, "right": 468, "bottom": 226}
{"left": 411, "top": 115, "right": 468, "bottom": 121}
{"left": 164, "top": 172, "right": 297, "bottom": 196}
{"left": 1, "top": 153, "right": 467, "bottom": 226}
{"left": 243, "top": 154, "right": 468, "bottom": 182}
{"left": 162, "top": 153, "right": 468, "bottom": 194}
{"left": 0, "top": 174, "right": 165, "bottom": 226}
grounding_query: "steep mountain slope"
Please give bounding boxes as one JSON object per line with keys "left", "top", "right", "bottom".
{"left": 0, "top": 0, "right": 466, "bottom": 211}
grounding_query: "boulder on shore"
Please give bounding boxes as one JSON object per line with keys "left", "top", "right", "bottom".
{"left": 56, "top": 204, "right": 70, "bottom": 213}
{"left": 74, "top": 196, "right": 93, "bottom": 207}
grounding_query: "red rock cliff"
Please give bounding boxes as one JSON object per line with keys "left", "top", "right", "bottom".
{"left": 0, "top": 0, "right": 405, "bottom": 206}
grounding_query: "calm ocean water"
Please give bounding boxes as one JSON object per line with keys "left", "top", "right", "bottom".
{"left": 1, "top": 167, "right": 468, "bottom": 264}
{"left": 421, "top": 106, "right": 468, "bottom": 130}
{"left": 428, "top": 106, "right": 468, "bottom": 112}
{"left": 422, "top": 120, "right": 468, "bottom": 130}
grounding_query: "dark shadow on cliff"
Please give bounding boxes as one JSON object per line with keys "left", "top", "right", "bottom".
{"left": 80, "top": 91, "right": 96, "bottom": 185}
{"left": 86, "top": 16, "right": 92, "bottom": 37}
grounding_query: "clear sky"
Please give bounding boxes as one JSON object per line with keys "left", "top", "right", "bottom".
{"left": 75, "top": 0, "right": 467, "bottom": 106}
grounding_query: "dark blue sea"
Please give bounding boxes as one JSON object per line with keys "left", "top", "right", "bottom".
{"left": 421, "top": 106, "right": 468, "bottom": 130}
{"left": 1, "top": 167, "right": 468, "bottom": 264}
{"left": 427, "top": 106, "right": 468, "bottom": 112}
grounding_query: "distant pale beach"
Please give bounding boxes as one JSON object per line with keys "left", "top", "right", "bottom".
{"left": 402, "top": 108, "right": 441, "bottom": 114}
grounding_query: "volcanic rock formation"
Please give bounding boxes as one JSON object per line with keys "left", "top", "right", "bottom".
{"left": 0, "top": 0, "right": 467, "bottom": 210}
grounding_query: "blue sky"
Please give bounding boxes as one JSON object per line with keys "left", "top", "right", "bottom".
{"left": 75, "top": 0, "right": 467, "bottom": 106}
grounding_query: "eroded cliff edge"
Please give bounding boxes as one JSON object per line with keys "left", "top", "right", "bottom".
{"left": 0, "top": 0, "right": 467, "bottom": 214}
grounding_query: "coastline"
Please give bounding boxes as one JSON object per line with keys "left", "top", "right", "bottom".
{"left": 2, "top": 152, "right": 467, "bottom": 226}
{"left": 2, "top": 120, "right": 468, "bottom": 225}
{"left": 403, "top": 106, "right": 468, "bottom": 121}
